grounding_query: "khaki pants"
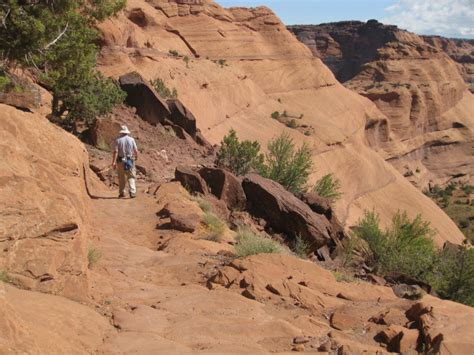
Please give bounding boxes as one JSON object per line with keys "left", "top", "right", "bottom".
{"left": 117, "top": 161, "right": 136, "bottom": 196}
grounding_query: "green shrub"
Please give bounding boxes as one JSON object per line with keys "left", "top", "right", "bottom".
{"left": 183, "top": 56, "right": 190, "bottom": 67}
{"left": 203, "top": 212, "right": 226, "bottom": 241}
{"left": 0, "top": 1, "right": 126, "bottom": 131}
{"left": 333, "top": 270, "right": 355, "bottom": 283}
{"left": 353, "top": 210, "right": 436, "bottom": 281}
{"left": 286, "top": 119, "right": 298, "bottom": 128}
{"left": 169, "top": 49, "right": 179, "bottom": 57}
{"left": 461, "top": 184, "right": 474, "bottom": 195}
{"left": 292, "top": 235, "right": 310, "bottom": 259}
{"left": 216, "top": 129, "right": 264, "bottom": 176}
{"left": 217, "top": 59, "right": 226, "bottom": 67}
{"left": 0, "top": 269, "right": 10, "bottom": 283}
{"left": 150, "top": 78, "right": 178, "bottom": 99}
{"left": 190, "top": 195, "right": 212, "bottom": 213}
{"left": 431, "top": 245, "right": 474, "bottom": 306}
{"left": 259, "top": 133, "right": 313, "bottom": 194}
{"left": 313, "top": 174, "right": 342, "bottom": 203}
{"left": 235, "top": 226, "right": 286, "bottom": 258}
{"left": 88, "top": 246, "right": 101, "bottom": 269}
{"left": 271, "top": 111, "right": 280, "bottom": 119}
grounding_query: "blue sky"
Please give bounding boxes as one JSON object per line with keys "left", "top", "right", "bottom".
{"left": 216, "top": 0, "right": 474, "bottom": 39}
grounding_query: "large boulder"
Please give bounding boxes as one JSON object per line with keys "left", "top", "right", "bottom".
{"left": 299, "top": 192, "right": 345, "bottom": 243}
{"left": 119, "top": 72, "right": 171, "bottom": 126}
{"left": 242, "top": 174, "right": 343, "bottom": 251}
{"left": 167, "top": 99, "right": 197, "bottom": 138}
{"left": 198, "top": 167, "right": 246, "bottom": 210}
{"left": 174, "top": 166, "right": 208, "bottom": 195}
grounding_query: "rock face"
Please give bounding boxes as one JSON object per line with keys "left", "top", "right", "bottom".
{"left": 97, "top": 0, "right": 466, "bottom": 245}
{"left": 289, "top": 21, "right": 474, "bottom": 190}
{"left": 0, "top": 104, "right": 98, "bottom": 300}
{"left": 422, "top": 36, "right": 474, "bottom": 93}
{"left": 119, "top": 71, "right": 171, "bottom": 125}
{"left": 167, "top": 99, "right": 197, "bottom": 137}
{"left": 242, "top": 174, "right": 344, "bottom": 250}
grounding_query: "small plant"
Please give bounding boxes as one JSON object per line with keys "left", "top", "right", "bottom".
{"left": 235, "top": 226, "right": 286, "bottom": 258}
{"left": 183, "top": 56, "right": 190, "bottom": 68}
{"left": 217, "top": 59, "right": 226, "bottom": 67}
{"left": 150, "top": 78, "right": 178, "bottom": 99}
{"left": 190, "top": 195, "right": 212, "bottom": 213}
{"left": 203, "top": 212, "right": 226, "bottom": 241}
{"left": 304, "top": 130, "right": 312, "bottom": 136}
{"left": 216, "top": 129, "right": 264, "bottom": 176}
{"left": 286, "top": 119, "right": 298, "bottom": 129}
{"left": 282, "top": 110, "right": 288, "bottom": 118}
{"left": 169, "top": 49, "right": 180, "bottom": 57}
{"left": 333, "top": 270, "right": 355, "bottom": 283}
{"left": 88, "top": 246, "right": 101, "bottom": 269}
{"left": 292, "top": 235, "right": 310, "bottom": 259}
{"left": 271, "top": 111, "right": 280, "bottom": 119}
{"left": 0, "top": 269, "right": 10, "bottom": 283}
{"left": 313, "top": 174, "right": 343, "bottom": 203}
{"left": 260, "top": 133, "right": 313, "bottom": 194}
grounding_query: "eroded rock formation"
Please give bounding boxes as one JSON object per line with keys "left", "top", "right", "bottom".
{"left": 289, "top": 21, "right": 474, "bottom": 190}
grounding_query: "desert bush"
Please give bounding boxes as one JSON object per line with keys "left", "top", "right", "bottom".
{"left": 150, "top": 78, "right": 178, "bottom": 99}
{"left": 169, "top": 49, "right": 179, "bottom": 57}
{"left": 313, "top": 174, "right": 342, "bottom": 203}
{"left": 88, "top": 246, "right": 101, "bottom": 269}
{"left": 332, "top": 270, "right": 355, "bottom": 283}
{"left": 286, "top": 119, "right": 298, "bottom": 128}
{"left": 260, "top": 133, "right": 313, "bottom": 194}
{"left": 235, "top": 226, "right": 286, "bottom": 258}
{"left": 291, "top": 235, "right": 310, "bottom": 259}
{"left": 203, "top": 212, "right": 226, "bottom": 241}
{"left": 430, "top": 245, "right": 474, "bottom": 306}
{"left": 190, "top": 195, "right": 212, "bottom": 213}
{"left": 353, "top": 210, "right": 436, "bottom": 281}
{"left": 271, "top": 111, "right": 280, "bottom": 119}
{"left": 216, "top": 129, "right": 264, "bottom": 176}
{"left": 183, "top": 56, "right": 190, "bottom": 67}
{"left": 0, "top": 269, "right": 10, "bottom": 283}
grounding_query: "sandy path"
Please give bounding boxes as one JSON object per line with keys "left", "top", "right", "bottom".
{"left": 86, "top": 187, "right": 297, "bottom": 353}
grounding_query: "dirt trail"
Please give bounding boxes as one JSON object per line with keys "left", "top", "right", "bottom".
{"left": 86, "top": 185, "right": 298, "bottom": 353}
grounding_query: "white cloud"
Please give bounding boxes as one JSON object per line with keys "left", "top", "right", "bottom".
{"left": 382, "top": 0, "right": 474, "bottom": 38}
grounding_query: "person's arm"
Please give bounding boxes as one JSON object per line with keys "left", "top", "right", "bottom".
{"left": 133, "top": 139, "right": 138, "bottom": 161}
{"left": 112, "top": 141, "right": 118, "bottom": 169}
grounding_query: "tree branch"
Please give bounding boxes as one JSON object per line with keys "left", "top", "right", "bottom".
{"left": 44, "top": 22, "right": 69, "bottom": 50}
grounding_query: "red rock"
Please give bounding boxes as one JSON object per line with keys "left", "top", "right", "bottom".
{"left": 198, "top": 167, "right": 246, "bottom": 210}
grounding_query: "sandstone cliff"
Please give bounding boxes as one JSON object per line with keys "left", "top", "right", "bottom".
{"left": 288, "top": 21, "right": 474, "bottom": 191}
{"left": 96, "top": 1, "right": 465, "bottom": 245}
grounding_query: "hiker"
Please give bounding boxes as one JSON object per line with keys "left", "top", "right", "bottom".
{"left": 112, "top": 125, "right": 138, "bottom": 198}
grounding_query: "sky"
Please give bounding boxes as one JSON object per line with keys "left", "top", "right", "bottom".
{"left": 216, "top": 0, "right": 474, "bottom": 39}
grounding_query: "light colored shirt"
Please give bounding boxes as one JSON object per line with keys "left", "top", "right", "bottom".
{"left": 115, "top": 135, "right": 137, "bottom": 158}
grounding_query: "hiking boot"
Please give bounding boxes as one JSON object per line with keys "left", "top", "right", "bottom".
{"left": 130, "top": 192, "right": 136, "bottom": 199}
{"left": 118, "top": 193, "right": 125, "bottom": 198}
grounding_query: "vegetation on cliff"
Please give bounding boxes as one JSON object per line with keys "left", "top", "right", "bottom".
{"left": 217, "top": 129, "right": 342, "bottom": 198}
{"left": 0, "top": 0, "right": 126, "bottom": 130}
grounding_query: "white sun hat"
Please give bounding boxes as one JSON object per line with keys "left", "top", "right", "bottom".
{"left": 119, "top": 125, "right": 131, "bottom": 134}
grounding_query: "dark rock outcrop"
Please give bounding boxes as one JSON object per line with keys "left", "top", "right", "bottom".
{"left": 119, "top": 71, "right": 171, "bottom": 125}
{"left": 198, "top": 167, "right": 246, "bottom": 210}
{"left": 288, "top": 20, "right": 398, "bottom": 82}
{"left": 167, "top": 99, "right": 197, "bottom": 138}
{"left": 174, "top": 166, "right": 208, "bottom": 194}
{"left": 242, "top": 174, "right": 344, "bottom": 251}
